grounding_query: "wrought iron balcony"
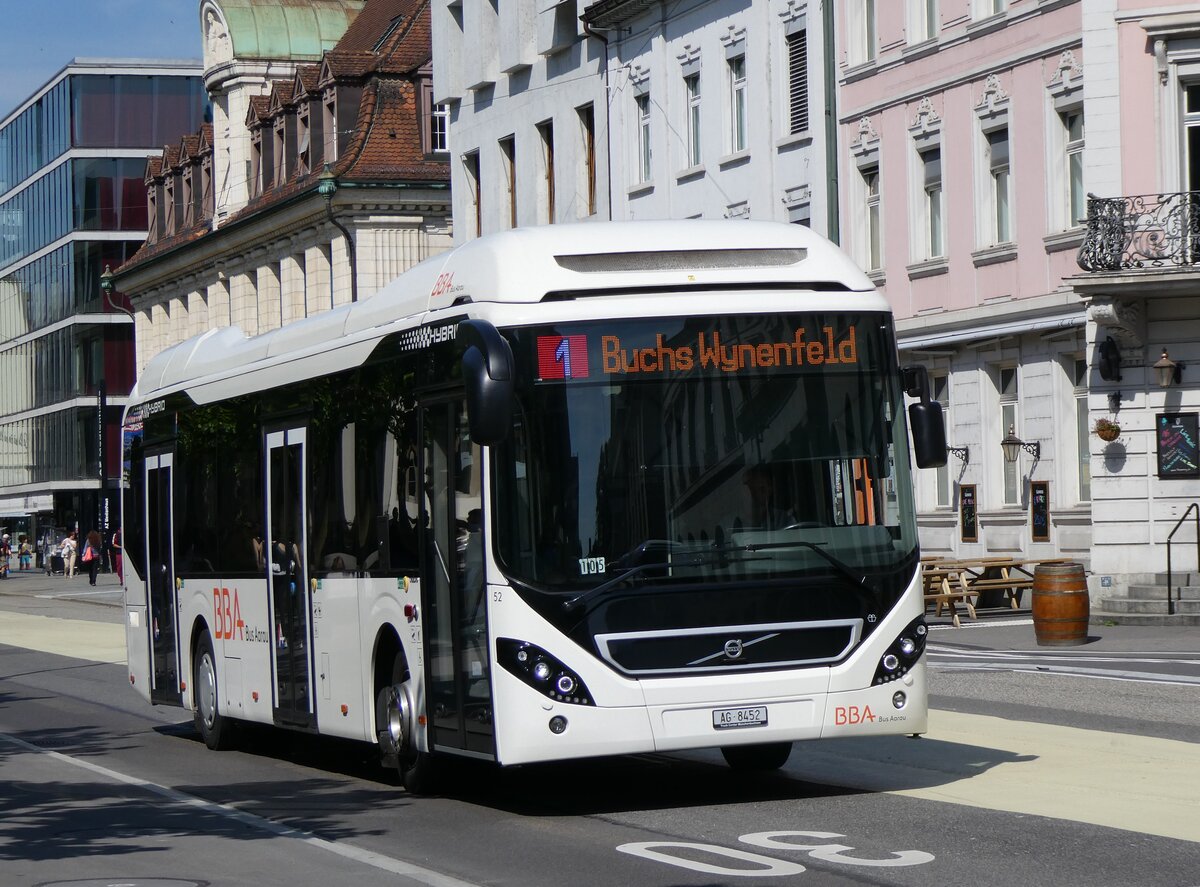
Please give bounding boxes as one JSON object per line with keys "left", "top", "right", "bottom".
{"left": 1077, "top": 192, "right": 1200, "bottom": 272}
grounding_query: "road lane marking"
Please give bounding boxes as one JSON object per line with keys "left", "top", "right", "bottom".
{"left": 0, "top": 730, "right": 481, "bottom": 887}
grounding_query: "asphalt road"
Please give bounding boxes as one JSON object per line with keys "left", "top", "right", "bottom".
{"left": 2, "top": 569, "right": 1199, "bottom": 887}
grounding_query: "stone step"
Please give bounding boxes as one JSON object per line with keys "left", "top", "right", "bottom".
{"left": 1117, "top": 585, "right": 1200, "bottom": 600}
{"left": 1098, "top": 597, "right": 1200, "bottom": 615}
{"left": 1090, "top": 610, "right": 1200, "bottom": 627}
{"left": 1142, "top": 574, "right": 1200, "bottom": 587}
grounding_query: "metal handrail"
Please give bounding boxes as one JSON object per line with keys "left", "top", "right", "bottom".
{"left": 1165, "top": 502, "right": 1200, "bottom": 616}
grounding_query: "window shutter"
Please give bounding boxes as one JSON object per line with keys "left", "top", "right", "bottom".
{"left": 788, "top": 31, "right": 809, "bottom": 135}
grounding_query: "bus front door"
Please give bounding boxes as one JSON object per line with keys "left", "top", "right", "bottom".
{"left": 422, "top": 399, "right": 495, "bottom": 759}
{"left": 145, "top": 452, "right": 181, "bottom": 705}
{"left": 266, "top": 428, "right": 314, "bottom": 728}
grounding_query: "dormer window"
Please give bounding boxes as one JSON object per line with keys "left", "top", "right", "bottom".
{"left": 250, "top": 129, "right": 263, "bottom": 198}
{"left": 164, "top": 177, "right": 176, "bottom": 236}
{"left": 298, "top": 109, "right": 311, "bottom": 176}
{"left": 274, "top": 119, "right": 287, "bottom": 187}
{"left": 147, "top": 189, "right": 158, "bottom": 243}
{"left": 201, "top": 156, "right": 213, "bottom": 220}
{"left": 323, "top": 91, "right": 338, "bottom": 162}
{"left": 182, "top": 167, "right": 195, "bottom": 228}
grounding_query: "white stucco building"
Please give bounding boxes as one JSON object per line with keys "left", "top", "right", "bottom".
{"left": 434, "top": 0, "right": 838, "bottom": 238}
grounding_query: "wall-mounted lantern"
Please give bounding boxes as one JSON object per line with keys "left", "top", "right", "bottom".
{"left": 1001, "top": 425, "right": 1040, "bottom": 463}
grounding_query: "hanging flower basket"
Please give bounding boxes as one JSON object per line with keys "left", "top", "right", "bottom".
{"left": 1093, "top": 418, "right": 1121, "bottom": 442}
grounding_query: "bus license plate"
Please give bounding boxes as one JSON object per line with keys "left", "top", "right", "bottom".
{"left": 712, "top": 705, "right": 768, "bottom": 730}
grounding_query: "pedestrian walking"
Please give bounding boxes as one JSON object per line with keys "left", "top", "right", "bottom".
{"left": 61, "top": 531, "right": 78, "bottom": 578}
{"left": 83, "top": 529, "right": 102, "bottom": 586}
{"left": 111, "top": 526, "right": 123, "bottom": 584}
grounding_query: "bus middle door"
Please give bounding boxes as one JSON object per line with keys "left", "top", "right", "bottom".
{"left": 145, "top": 451, "right": 181, "bottom": 705}
{"left": 265, "top": 427, "right": 315, "bottom": 729}
{"left": 421, "top": 398, "right": 494, "bottom": 759}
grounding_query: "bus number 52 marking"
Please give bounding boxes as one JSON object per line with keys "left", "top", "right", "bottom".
{"left": 578, "top": 557, "right": 606, "bottom": 576}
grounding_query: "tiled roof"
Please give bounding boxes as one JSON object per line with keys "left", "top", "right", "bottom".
{"left": 334, "top": 0, "right": 419, "bottom": 53}
{"left": 342, "top": 77, "right": 446, "bottom": 181}
{"left": 321, "top": 49, "right": 375, "bottom": 81}
{"left": 117, "top": 0, "right": 445, "bottom": 277}
{"left": 372, "top": 0, "right": 430, "bottom": 75}
{"left": 295, "top": 64, "right": 322, "bottom": 97}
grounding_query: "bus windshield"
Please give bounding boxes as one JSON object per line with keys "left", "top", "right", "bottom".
{"left": 492, "top": 311, "right": 919, "bottom": 597}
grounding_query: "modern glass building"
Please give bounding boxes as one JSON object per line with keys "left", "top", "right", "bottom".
{"left": 0, "top": 59, "right": 205, "bottom": 543}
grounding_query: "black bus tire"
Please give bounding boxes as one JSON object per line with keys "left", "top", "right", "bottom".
{"left": 194, "top": 631, "right": 237, "bottom": 750}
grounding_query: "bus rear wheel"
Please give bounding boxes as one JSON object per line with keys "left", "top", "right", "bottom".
{"left": 720, "top": 741, "right": 792, "bottom": 771}
{"left": 194, "top": 631, "right": 237, "bottom": 750}
{"left": 377, "top": 652, "right": 437, "bottom": 794}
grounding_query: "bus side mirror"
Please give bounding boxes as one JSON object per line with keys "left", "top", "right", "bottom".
{"left": 458, "top": 319, "right": 514, "bottom": 446}
{"left": 902, "top": 365, "right": 948, "bottom": 468}
{"left": 909, "top": 401, "right": 948, "bottom": 468}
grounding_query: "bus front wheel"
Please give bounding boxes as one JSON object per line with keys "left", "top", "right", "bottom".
{"left": 377, "top": 652, "right": 437, "bottom": 794}
{"left": 720, "top": 741, "right": 792, "bottom": 771}
{"left": 194, "top": 631, "right": 237, "bottom": 750}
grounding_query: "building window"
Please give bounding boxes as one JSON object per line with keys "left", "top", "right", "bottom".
{"left": 685, "top": 73, "right": 702, "bottom": 167}
{"left": 786, "top": 31, "right": 809, "bottom": 135}
{"left": 728, "top": 55, "right": 747, "bottom": 153}
{"left": 537, "top": 120, "right": 555, "bottom": 224}
{"left": 1073, "top": 358, "right": 1090, "bottom": 502}
{"left": 987, "top": 127, "right": 1011, "bottom": 244}
{"left": 999, "top": 366, "right": 1019, "bottom": 506}
{"left": 864, "top": 0, "right": 883, "bottom": 63}
{"left": 249, "top": 131, "right": 263, "bottom": 198}
{"left": 499, "top": 135, "right": 516, "bottom": 229}
{"left": 323, "top": 93, "right": 337, "bottom": 163}
{"left": 923, "top": 0, "right": 938, "bottom": 41}
{"left": 298, "top": 112, "right": 311, "bottom": 176}
{"left": 636, "top": 93, "right": 652, "bottom": 183}
{"left": 578, "top": 104, "right": 596, "bottom": 216}
{"left": 863, "top": 164, "right": 881, "bottom": 271}
{"left": 921, "top": 146, "right": 943, "bottom": 258}
{"left": 273, "top": 121, "right": 286, "bottom": 188}
{"left": 463, "top": 150, "right": 481, "bottom": 238}
{"left": 1063, "top": 110, "right": 1084, "bottom": 227}
{"left": 933, "top": 373, "right": 951, "bottom": 507}
{"left": 432, "top": 103, "right": 450, "bottom": 153}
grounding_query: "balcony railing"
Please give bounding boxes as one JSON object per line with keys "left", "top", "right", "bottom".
{"left": 1077, "top": 192, "right": 1200, "bottom": 272}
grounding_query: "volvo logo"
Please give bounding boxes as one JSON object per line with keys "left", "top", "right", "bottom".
{"left": 724, "top": 639, "right": 745, "bottom": 659}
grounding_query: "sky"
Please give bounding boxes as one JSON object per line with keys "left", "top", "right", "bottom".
{"left": 0, "top": 0, "right": 202, "bottom": 120}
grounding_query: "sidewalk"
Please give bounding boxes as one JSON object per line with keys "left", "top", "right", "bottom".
{"left": 925, "top": 602, "right": 1200, "bottom": 653}
{"left": 0, "top": 560, "right": 123, "bottom": 607}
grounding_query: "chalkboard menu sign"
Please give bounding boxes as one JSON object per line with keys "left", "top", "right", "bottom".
{"left": 1030, "top": 480, "right": 1050, "bottom": 542}
{"left": 959, "top": 484, "right": 978, "bottom": 543}
{"left": 1156, "top": 413, "right": 1200, "bottom": 479}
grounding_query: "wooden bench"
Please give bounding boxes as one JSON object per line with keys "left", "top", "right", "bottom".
{"left": 922, "top": 564, "right": 977, "bottom": 628}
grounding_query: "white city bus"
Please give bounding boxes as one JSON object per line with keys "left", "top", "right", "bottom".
{"left": 121, "top": 221, "right": 946, "bottom": 791}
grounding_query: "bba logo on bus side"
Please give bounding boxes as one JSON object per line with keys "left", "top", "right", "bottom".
{"left": 211, "top": 587, "right": 269, "bottom": 643}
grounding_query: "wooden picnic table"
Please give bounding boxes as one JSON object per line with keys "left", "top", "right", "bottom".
{"left": 921, "top": 557, "right": 1074, "bottom": 626}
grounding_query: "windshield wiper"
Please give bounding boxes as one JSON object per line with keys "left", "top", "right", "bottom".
{"left": 561, "top": 549, "right": 769, "bottom": 613}
{"left": 722, "top": 539, "right": 873, "bottom": 593}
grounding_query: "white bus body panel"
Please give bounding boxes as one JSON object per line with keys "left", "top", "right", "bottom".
{"left": 124, "top": 563, "right": 151, "bottom": 704}
{"left": 485, "top": 571, "right": 926, "bottom": 766}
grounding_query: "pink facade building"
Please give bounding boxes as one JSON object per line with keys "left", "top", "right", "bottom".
{"left": 839, "top": 0, "right": 1200, "bottom": 618}
{"left": 836, "top": 2, "right": 1094, "bottom": 572}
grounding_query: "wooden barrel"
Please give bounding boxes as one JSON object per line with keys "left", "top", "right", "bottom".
{"left": 1032, "top": 562, "right": 1090, "bottom": 646}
